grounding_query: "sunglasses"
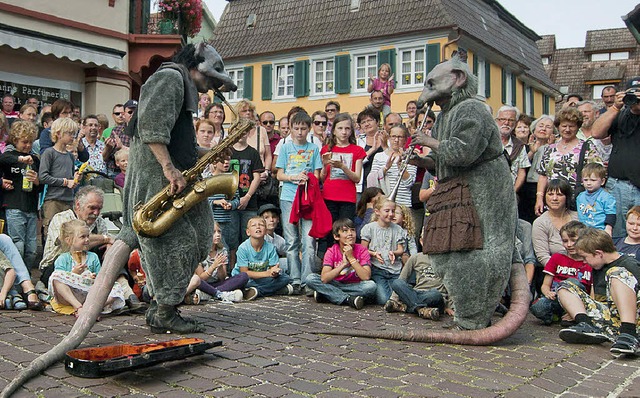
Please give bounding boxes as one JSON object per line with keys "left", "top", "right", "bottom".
{"left": 126, "top": 110, "right": 134, "bottom": 115}
{"left": 261, "top": 120, "right": 276, "bottom": 125}
{"left": 314, "top": 121, "right": 328, "bottom": 126}
{"left": 325, "top": 109, "right": 337, "bottom": 112}
{"left": 113, "top": 112, "right": 123, "bottom": 116}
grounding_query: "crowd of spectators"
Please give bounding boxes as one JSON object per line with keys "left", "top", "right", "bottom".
{"left": 0, "top": 76, "right": 638, "bottom": 353}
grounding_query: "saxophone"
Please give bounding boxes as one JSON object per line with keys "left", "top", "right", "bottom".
{"left": 133, "top": 116, "right": 254, "bottom": 237}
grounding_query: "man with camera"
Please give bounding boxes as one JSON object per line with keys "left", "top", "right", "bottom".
{"left": 592, "top": 77, "right": 640, "bottom": 239}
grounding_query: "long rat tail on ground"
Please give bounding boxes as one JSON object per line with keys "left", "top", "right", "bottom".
{"left": 0, "top": 240, "right": 131, "bottom": 398}
{"left": 314, "top": 263, "right": 530, "bottom": 345}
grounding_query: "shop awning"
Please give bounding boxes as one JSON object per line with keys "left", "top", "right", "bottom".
{"left": 0, "top": 23, "right": 125, "bottom": 70}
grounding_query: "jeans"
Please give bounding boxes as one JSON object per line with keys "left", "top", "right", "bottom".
{"left": 371, "top": 267, "right": 399, "bottom": 305}
{"left": 391, "top": 278, "right": 444, "bottom": 313}
{"left": 246, "top": 274, "right": 292, "bottom": 297}
{"left": 606, "top": 177, "right": 640, "bottom": 239}
{"left": 529, "top": 296, "right": 563, "bottom": 323}
{"left": 0, "top": 234, "right": 31, "bottom": 288}
{"left": 5, "top": 209, "right": 38, "bottom": 269}
{"left": 280, "top": 200, "right": 316, "bottom": 286}
{"left": 305, "top": 273, "right": 377, "bottom": 305}
{"left": 516, "top": 219, "right": 536, "bottom": 265}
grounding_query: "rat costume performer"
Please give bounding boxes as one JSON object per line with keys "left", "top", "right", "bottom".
{"left": 416, "top": 56, "right": 518, "bottom": 330}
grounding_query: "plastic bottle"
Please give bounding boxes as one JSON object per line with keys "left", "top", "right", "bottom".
{"left": 22, "top": 164, "right": 33, "bottom": 192}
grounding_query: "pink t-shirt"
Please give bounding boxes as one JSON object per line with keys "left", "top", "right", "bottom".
{"left": 371, "top": 78, "right": 393, "bottom": 106}
{"left": 323, "top": 243, "right": 371, "bottom": 284}
{"left": 321, "top": 144, "right": 366, "bottom": 203}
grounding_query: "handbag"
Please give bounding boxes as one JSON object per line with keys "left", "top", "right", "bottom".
{"left": 422, "top": 176, "right": 483, "bottom": 254}
{"left": 569, "top": 140, "right": 590, "bottom": 211}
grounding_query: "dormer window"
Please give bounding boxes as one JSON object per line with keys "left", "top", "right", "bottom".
{"left": 541, "top": 57, "right": 550, "bottom": 65}
{"left": 591, "top": 51, "right": 629, "bottom": 61}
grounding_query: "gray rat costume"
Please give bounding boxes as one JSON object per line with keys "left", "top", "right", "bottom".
{"left": 118, "top": 62, "right": 213, "bottom": 310}
{"left": 419, "top": 56, "right": 518, "bottom": 330}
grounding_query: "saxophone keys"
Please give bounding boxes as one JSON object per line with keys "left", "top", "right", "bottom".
{"left": 193, "top": 180, "right": 207, "bottom": 193}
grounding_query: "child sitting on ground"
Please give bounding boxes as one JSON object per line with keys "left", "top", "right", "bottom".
{"left": 49, "top": 219, "right": 125, "bottom": 317}
{"left": 113, "top": 147, "right": 129, "bottom": 189}
{"left": 384, "top": 251, "right": 453, "bottom": 320}
{"left": 614, "top": 206, "right": 640, "bottom": 259}
{"left": 558, "top": 228, "right": 640, "bottom": 356}
{"left": 576, "top": 163, "right": 616, "bottom": 236}
{"left": 361, "top": 196, "right": 406, "bottom": 305}
{"left": 306, "top": 218, "right": 377, "bottom": 310}
{"left": 259, "top": 204, "right": 287, "bottom": 273}
{"left": 530, "top": 221, "right": 592, "bottom": 325}
{"left": 355, "top": 187, "right": 384, "bottom": 242}
{"left": 231, "top": 217, "right": 292, "bottom": 298}
{"left": 0, "top": 252, "right": 24, "bottom": 310}
{"left": 184, "top": 221, "right": 247, "bottom": 304}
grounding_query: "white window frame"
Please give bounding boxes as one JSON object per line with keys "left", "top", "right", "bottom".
{"left": 476, "top": 55, "right": 486, "bottom": 99}
{"left": 505, "top": 70, "right": 514, "bottom": 106}
{"left": 592, "top": 84, "right": 610, "bottom": 100}
{"left": 541, "top": 57, "right": 549, "bottom": 65}
{"left": 353, "top": 53, "right": 377, "bottom": 92}
{"left": 610, "top": 51, "right": 629, "bottom": 60}
{"left": 274, "top": 63, "right": 295, "bottom": 99}
{"left": 398, "top": 47, "right": 425, "bottom": 88}
{"left": 590, "top": 53, "right": 609, "bottom": 62}
{"left": 524, "top": 85, "right": 533, "bottom": 115}
{"left": 225, "top": 69, "right": 244, "bottom": 101}
{"left": 312, "top": 58, "right": 335, "bottom": 96}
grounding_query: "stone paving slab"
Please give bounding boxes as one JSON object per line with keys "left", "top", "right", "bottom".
{"left": 0, "top": 295, "right": 639, "bottom": 397}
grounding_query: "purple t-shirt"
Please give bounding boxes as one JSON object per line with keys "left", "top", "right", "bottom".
{"left": 323, "top": 243, "right": 371, "bottom": 283}
{"left": 114, "top": 172, "right": 125, "bottom": 188}
{"left": 371, "top": 78, "right": 393, "bottom": 106}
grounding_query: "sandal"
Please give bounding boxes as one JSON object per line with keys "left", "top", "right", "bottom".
{"left": 25, "top": 290, "right": 44, "bottom": 311}
{"left": 73, "top": 305, "right": 83, "bottom": 318}
{"left": 4, "top": 295, "right": 12, "bottom": 310}
{"left": 11, "top": 295, "right": 27, "bottom": 311}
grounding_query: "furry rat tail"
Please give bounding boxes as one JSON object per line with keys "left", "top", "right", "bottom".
{"left": 315, "top": 263, "right": 530, "bottom": 345}
{"left": 0, "top": 240, "right": 131, "bottom": 398}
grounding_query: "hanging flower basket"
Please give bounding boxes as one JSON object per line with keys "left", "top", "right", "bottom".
{"left": 157, "top": 0, "right": 202, "bottom": 38}
{"left": 158, "top": 18, "right": 175, "bottom": 34}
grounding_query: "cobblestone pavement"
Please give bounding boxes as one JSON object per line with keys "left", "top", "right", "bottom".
{"left": 1, "top": 296, "right": 639, "bottom": 397}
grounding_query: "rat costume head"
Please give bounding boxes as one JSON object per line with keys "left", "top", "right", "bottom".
{"left": 173, "top": 43, "right": 238, "bottom": 94}
{"left": 417, "top": 55, "right": 478, "bottom": 109}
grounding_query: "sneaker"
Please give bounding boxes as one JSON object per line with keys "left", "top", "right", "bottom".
{"left": 417, "top": 307, "right": 440, "bottom": 321}
{"left": 275, "top": 284, "right": 294, "bottom": 296}
{"left": 610, "top": 333, "right": 639, "bottom": 356}
{"left": 243, "top": 287, "right": 259, "bottom": 301}
{"left": 217, "top": 290, "right": 243, "bottom": 303}
{"left": 347, "top": 295, "right": 364, "bottom": 310}
{"left": 313, "top": 290, "right": 328, "bottom": 303}
{"left": 559, "top": 322, "right": 610, "bottom": 344}
{"left": 291, "top": 284, "right": 303, "bottom": 296}
{"left": 384, "top": 299, "right": 407, "bottom": 313}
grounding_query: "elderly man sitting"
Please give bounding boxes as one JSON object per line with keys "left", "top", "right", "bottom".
{"left": 39, "top": 185, "right": 145, "bottom": 313}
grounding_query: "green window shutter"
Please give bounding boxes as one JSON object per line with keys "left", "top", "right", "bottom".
{"left": 543, "top": 94, "right": 549, "bottom": 114}
{"left": 335, "top": 54, "right": 351, "bottom": 94}
{"left": 484, "top": 61, "right": 491, "bottom": 98}
{"left": 501, "top": 68, "right": 507, "bottom": 104}
{"left": 377, "top": 49, "right": 396, "bottom": 75}
{"left": 530, "top": 88, "right": 535, "bottom": 115}
{"left": 511, "top": 75, "right": 517, "bottom": 106}
{"left": 473, "top": 54, "right": 478, "bottom": 76}
{"left": 426, "top": 43, "right": 441, "bottom": 74}
{"left": 243, "top": 66, "right": 253, "bottom": 101}
{"left": 261, "top": 64, "right": 272, "bottom": 100}
{"left": 522, "top": 82, "right": 526, "bottom": 111}
{"left": 294, "top": 60, "right": 309, "bottom": 98}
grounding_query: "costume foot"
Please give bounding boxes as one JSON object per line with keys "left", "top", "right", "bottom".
{"left": 149, "top": 304, "right": 205, "bottom": 334}
{"left": 145, "top": 300, "right": 158, "bottom": 326}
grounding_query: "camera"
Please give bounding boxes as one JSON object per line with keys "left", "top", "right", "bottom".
{"left": 623, "top": 88, "right": 640, "bottom": 107}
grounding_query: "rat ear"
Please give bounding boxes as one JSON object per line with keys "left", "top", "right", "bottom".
{"left": 451, "top": 68, "right": 468, "bottom": 89}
